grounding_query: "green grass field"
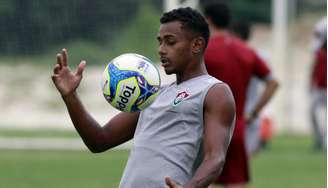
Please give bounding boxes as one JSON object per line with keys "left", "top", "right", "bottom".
{"left": 0, "top": 129, "right": 79, "bottom": 138}
{"left": 0, "top": 135, "right": 326, "bottom": 188}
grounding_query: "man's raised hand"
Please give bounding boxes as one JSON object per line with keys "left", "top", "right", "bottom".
{"left": 51, "top": 49, "right": 86, "bottom": 97}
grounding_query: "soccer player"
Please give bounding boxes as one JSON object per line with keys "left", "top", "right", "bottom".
{"left": 52, "top": 7, "right": 236, "bottom": 188}
{"left": 309, "top": 16, "right": 327, "bottom": 151}
{"left": 309, "top": 39, "right": 327, "bottom": 151}
{"left": 202, "top": 2, "right": 279, "bottom": 188}
{"left": 230, "top": 21, "right": 273, "bottom": 156}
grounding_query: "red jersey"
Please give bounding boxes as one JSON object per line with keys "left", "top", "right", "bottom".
{"left": 311, "top": 49, "right": 327, "bottom": 89}
{"left": 205, "top": 34, "right": 271, "bottom": 120}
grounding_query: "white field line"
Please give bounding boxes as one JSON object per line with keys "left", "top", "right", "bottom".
{"left": 0, "top": 137, "right": 133, "bottom": 151}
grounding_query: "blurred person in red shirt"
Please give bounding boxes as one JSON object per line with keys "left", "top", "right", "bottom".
{"left": 202, "top": 2, "right": 279, "bottom": 188}
{"left": 310, "top": 37, "right": 327, "bottom": 151}
{"left": 230, "top": 20, "right": 275, "bottom": 156}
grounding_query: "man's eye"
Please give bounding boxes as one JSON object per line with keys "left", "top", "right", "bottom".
{"left": 167, "top": 41, "right": 176, "bottom": 45}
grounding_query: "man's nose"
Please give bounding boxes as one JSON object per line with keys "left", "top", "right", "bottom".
{"left": 158, "top": 44, "right": 167, "bottom": 56}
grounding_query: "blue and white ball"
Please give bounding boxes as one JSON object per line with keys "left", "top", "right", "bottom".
{"left": 101, "top": 53, "right": 161, "bottom": 112}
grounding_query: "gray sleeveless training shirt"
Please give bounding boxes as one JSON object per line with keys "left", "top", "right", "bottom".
{"left": 119, "top": 74, "right": 221, "bottom": 188}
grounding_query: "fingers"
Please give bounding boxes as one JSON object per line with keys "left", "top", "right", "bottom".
{"left": 56, "top": 53, "right": 63, "bottom": 68}
{"left": 165, "top": 177, "right": 178, "bottom": 188}
{"left": 75, "top": 60, "right": 86, "bottom": 76}
{"left": 51, "top": 74, "right": 59, "bottom": 83}
{"left": 53, "top": 64, "right": 61, "bottom": 74}
{"left": 62, "top": 48, "right": 68, "bottom": 67}
{"left": 56, "top": 48, "right": 68, "bottom": 68}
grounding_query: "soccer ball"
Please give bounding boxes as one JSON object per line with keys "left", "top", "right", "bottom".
{"left": 101, "top": 53, "right": 161, "bottom": 112}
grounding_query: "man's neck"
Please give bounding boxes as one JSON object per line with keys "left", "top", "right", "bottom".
{"left": 175, "top": 60, "right": 208, "bottom": 85}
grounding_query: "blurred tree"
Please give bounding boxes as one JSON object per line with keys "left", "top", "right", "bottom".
{"left": 45, "top": 1, "right": 162, "bottom": 66}
{"left": 199, "top": 0, "right": 271, "bottom": 23}
{"left": 0, "top": 0, "right": 140, "bottom": 55}
{"left": 229, "top": 0, "right": 271, "bottom": 23}
{"left": 108, "top": 2, "right": 161, "bottom": 61}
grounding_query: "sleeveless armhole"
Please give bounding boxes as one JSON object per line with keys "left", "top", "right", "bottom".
{"left": 192, "top": 79, "right": 222, "bottom": 172}
{"left": 199, "top": 79, "right": 222, "bottom": 126}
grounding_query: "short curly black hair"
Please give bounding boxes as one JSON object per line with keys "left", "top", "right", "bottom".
{"left": 160, "top": 7, "right": 209, "bottom": 48}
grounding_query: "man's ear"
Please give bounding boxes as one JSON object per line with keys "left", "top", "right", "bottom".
{"left": 192, "top": 36, "right": 205, "bottom": 54}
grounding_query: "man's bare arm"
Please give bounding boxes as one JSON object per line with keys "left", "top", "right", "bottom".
{"left": 184, "top": 83, "right": 236, "bottom": 188}
{"left": 52, "top": 49, "right": 139, "bottom": 153}
{"left": 247, "top": 78, "right": 279, "bottom": 123}
{"left": 63, "top": 93, "right": 139, "bottom": 153}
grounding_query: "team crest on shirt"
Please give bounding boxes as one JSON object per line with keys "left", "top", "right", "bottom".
{"left": 173, "top": 91, "right": 190, "bottom": 106}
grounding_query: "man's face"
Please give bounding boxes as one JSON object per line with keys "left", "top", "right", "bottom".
{"left": 157, "top": 21, "right": 194, "bottom": 75}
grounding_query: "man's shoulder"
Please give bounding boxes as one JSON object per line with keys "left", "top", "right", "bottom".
{"left": 204, "top": 82, "right": 235, "bottom": 114}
